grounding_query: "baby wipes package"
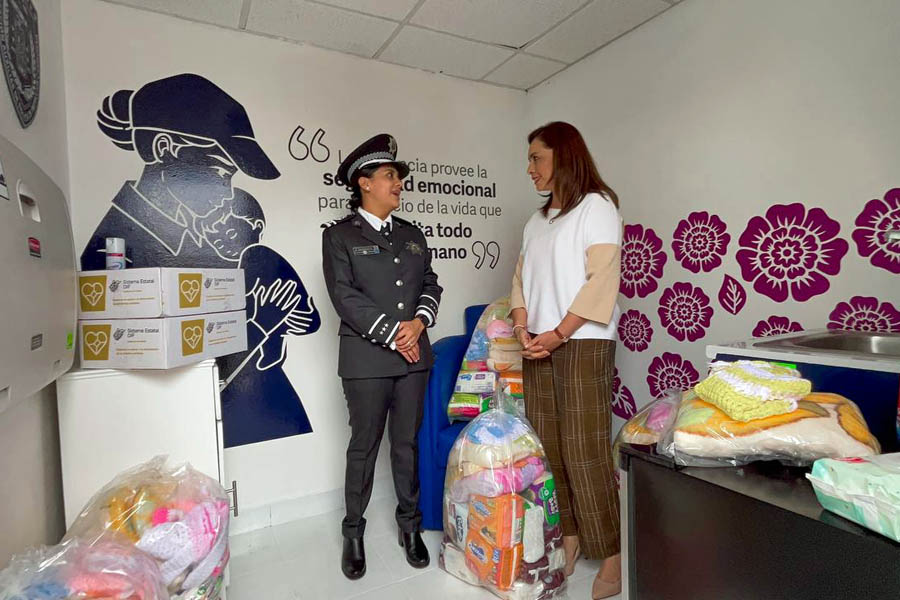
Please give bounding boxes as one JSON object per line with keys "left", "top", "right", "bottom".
{"left": 80, "top": 310, "right": 247, "bottom": 369}
{"left": 807, "top": 453, "right": 900, "bottom": 542}
{"left": 78, "top": 267, "right": 245, "bottom": 318}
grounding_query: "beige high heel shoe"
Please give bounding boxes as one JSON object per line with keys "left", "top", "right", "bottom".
{"left": 591, "top": 553, "right": 622, "bottom": 599}
{"left": 562, "top": 535, "right": 581, "bottom": 577}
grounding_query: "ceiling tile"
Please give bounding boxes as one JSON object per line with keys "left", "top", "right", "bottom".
{"left": 527, "top": 0, "right": 669, "bottom": 63}
{"left": 380, "top": 26, "right": 514, "bottom": 80}
{"left": 105, "top": 0, "right": 244, "bottom": 27}
{"left": 484, "top": 54, "right": 565, "bottom": 90}
{"left": 314, "top": 0, "right": 420, "bottom": 21}
{"left": 246, "top": 0, "right": 398, "bottom": 58}
{"left": 411, "top": 0, "right": 585, "bottom": 48}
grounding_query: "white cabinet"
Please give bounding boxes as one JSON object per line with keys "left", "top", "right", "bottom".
{"left": 57, "top": 359, "right": 229, "bottom": 527}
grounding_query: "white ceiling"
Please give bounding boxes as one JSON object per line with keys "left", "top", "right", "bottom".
{"left": 101, "top": 0, "right": 680, "bottom": 91}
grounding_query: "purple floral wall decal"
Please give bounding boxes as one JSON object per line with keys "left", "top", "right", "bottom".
{"left": 647, "top": 352, "right": 700, "bottom": 398}
{"left": 736, "top": 203, "right": 848, "bottom": 302}
{"left": 618, "top": 309, "right": 653, "bottom": 352}
{"left": 612, "top": 368, "right": 637, "bottom": 419}
{"left": 658, "top": 282, "right": 714, "bottom": 342}
{"left": 827, "top": 296, "right": 900, "bottom": 332}
{"left": 621, "top": 224, "right": 667, "bottom": 298}
{"left": 718, "top": 274, "right": 747, "bottom": 315}
{"left": 672, "top": 211, "right": 730, "bottom": 273}
{"left": 853, "top": 188, "right": 900, "bottom": 274}
{"left": 752, "top": 316, "right": 804, "bottom": 338}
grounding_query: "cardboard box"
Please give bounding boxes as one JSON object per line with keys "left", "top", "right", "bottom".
{"left": 78, "top": 268, "right": 245, "bottom": 318}
{"left": 79, "top": 310, "right": 247, "bottom": 369}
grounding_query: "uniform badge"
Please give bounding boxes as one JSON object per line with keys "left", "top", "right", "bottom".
{"left": 0, "top": 0, "right": 40, "bottom": 128}
{"left": 353, "top": 245, "right": 380, "bottom": 256}
{"left": 405, "top": 241, "right": 423, "bottom": 256}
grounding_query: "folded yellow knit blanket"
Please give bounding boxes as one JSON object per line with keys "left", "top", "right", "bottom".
{"left": 695, "top": 360, "right": 812, "bottom": 422}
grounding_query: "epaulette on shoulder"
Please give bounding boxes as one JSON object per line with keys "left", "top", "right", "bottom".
{"left": 321, "top": 214, "right": 354, "bottom": 229}
{"left": 393, "top": 215, "right": 415, "bottom": 228}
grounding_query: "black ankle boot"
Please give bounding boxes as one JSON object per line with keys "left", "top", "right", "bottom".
{"left": 398, "top": 528, "right": 430, "bottom": 568}
{"left": 342, "top": 536, "right": 366, "bottom": 580}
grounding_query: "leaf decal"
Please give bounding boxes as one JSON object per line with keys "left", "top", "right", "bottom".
{"left": 718, "top": 274, "right": 747, "bottom": 315}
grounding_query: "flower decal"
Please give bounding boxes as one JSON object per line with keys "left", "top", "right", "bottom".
{"left": 827, "top": 296, "right": 900, "bottom": 333}
{"left": 658, "top": 282, "right": 714, "bottom": 342}
{"left": 736, "top": 203, "right": 848, "bottom": 302}
{"left": 617, "top": 309, "right": 653, "bottom": 352}
{"left": 672, "top": 211, "right": 730, "bottom": 273}
{"left": 621, "top": 224, "right": 667, "bottom": 298}
{"left": 852, "top": 188, "right": 900, "bottom": 274}
{"left": 752, "top": 316, "right": 804, "bottom": 338}
{"left": 612, "top": 368, "right": 637, "bottom": 419}
{"left": 647, "top": 352, "right": 700, "bottom": 399}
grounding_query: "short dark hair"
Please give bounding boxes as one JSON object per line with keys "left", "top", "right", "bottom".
{"left": 347, "top": 165, "right": 379, "bottom": 212}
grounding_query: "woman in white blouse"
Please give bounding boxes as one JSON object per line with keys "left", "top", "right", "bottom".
{"left": 510, "top": 121, "right": 622, "bottom": 599}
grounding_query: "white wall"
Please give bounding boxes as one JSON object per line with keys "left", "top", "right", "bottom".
{"left": 0, "top": 0, "right": 68, "bottom": 566}
{"left": 62, "top": 0, "right": 533, "bottom": 525}
{"left": 527, "top": 0, "right": 900, "bottom": 424}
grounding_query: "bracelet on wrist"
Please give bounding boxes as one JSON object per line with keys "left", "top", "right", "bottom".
{"left": 553, "top": 327, "right": 569, "bottom": 342}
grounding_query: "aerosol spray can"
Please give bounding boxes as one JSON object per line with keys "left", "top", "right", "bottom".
{"left": 105, "top": 237, "right": 126, "bottom": 270}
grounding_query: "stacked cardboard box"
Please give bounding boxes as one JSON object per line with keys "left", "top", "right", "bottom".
{"left": 77, "top": 268, "right": 247, "bottom": 369}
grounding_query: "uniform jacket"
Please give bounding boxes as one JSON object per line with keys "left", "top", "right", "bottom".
{"left": 322, "top": 213, "right": 442, "bottom": 379}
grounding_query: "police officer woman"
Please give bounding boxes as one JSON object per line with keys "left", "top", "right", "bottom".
{"left": 322, "top": 134, "right": 442, "bottom": 580}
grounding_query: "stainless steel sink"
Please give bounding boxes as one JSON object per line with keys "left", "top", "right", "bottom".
{"left": 756, "top": 330, "right": 900, "bottom": 358}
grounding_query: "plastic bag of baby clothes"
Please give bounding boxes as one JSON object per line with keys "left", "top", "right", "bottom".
{"left": 63, "top": 457, "right": 229, "bottom": 600}
{"left": 448, "top": 297, "right": 524, "bottom": 422}
{"left": 807, "top": 453, "right": 900, "bottom": 542}
{"left": 612, "top": 389, "right": 681, "bottom": 468}
{"left": 658, "top": 385, "right": 881, "bottom": 467}
{"left": 0, "top": 538, "right": 167, "bottom": 600}
{"left": 441, "top": 409, "right": 567, "bottom": 599}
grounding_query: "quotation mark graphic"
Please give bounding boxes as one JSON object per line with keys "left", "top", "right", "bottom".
{"left": 289, "top": 125, "right": 330, "bottom": 163}
{"left": 472, "top": 241, "right": 500, "bottom": 269}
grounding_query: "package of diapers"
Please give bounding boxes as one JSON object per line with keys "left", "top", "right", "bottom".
{"left": 659, "top": 389, "right": 880, "bottom": 467}
{"left": 807, "top": 453, "right": 900, "bottom": 542}
{"left": 695, "top": 360, "right": 811, "bottom": 422}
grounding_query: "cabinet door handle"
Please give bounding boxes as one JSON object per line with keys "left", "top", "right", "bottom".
{"left": 225, "top": 480, "right": 239, "bottom": 517}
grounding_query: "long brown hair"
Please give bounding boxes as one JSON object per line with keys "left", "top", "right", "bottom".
{"left": 528, "top": 121, "right": 619, "bottom": 218}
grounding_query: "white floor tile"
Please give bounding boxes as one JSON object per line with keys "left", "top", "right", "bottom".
{"left": 272, "top": 507, "right": 344, "bottom": 559}
{"left": 399, "top": 568, "right": 498, "bottom": 600}
{"left": 226, "top": 559, "right": 306, "bottom": 600}
{"left": 346, "top": 581, "right": 413, "bottom": 599}
{"left": 369, "top": 529, "right": 444, "bottom": 582}
{"left": 228, "top": 527, "right": 284, "bottom": 578}
{"left": 283, "top": 543, "right": 396, "bottom": 600}
{"left": 570, "top": 557, "right": 602, "bottom": 582}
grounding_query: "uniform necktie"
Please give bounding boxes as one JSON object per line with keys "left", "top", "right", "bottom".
{"left": 381, "top": 222, "right": 392, "bottom": 243}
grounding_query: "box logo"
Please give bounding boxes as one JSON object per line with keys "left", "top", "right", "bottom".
{"left": 181, "top": 319, "right": 205, "bottom": 356}
{"left": 82, "top": 324, "right": 112, "bottom": 360}
{"left": 79, "top": 275, "right": 107, "bottom": 311}
{"left": 179, "top": 273, "right": 203, "bottom": 308}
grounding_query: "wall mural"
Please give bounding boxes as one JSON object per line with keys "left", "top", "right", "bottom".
{"left": 80, "top": 73, "right": 321, "bottom": 448}
{"left": 616, "top": 193, "right": 900, "bottom": 410}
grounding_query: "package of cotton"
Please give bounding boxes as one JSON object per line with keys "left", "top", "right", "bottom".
{"left": 807, "top": 453, "right": 900, "bottom": 542}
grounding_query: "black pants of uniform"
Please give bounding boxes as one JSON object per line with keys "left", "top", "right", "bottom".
{"left": 341, "top": 371, "right": 428, "bottom": 538}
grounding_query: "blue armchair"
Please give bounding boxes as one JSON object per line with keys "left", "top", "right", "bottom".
{"left": 418, "top": 304, "right": 487, "bottom": 530}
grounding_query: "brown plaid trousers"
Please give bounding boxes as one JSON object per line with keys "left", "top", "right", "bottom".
{"left": 523, "top": 338, "right": 620, "bottom": 559}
